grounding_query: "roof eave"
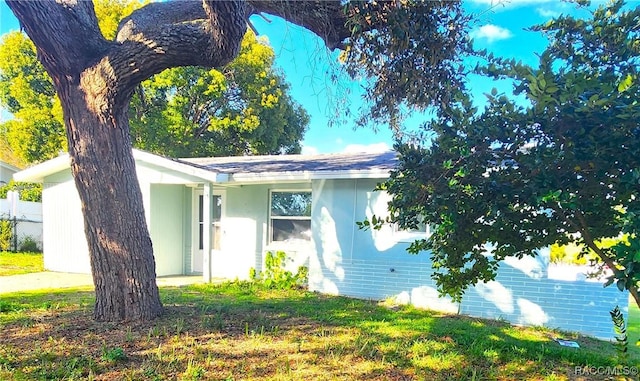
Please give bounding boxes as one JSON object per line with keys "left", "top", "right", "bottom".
{"left": 13, "top": 150, "right": 225, "bottom": 184}
{"left": 13, "top": 154, "right": 71, "bottom": 183}
{"left": 132, "top": 149, "right": 222, "bottom": 183}
{"left": 227, "top": 169, "right": 391, "bottom": 184}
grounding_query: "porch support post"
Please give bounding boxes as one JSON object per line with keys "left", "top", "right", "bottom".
{"left": 202, "top": 182, "right": 212, "bottom": 282}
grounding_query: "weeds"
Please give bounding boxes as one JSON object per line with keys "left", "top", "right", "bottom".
{"left": 175, "top": 317, "right": 185, "bottom": 336}
{"left": 182, "top": 358, "right": 205, "bottom": 380}
{"left": 0, "top": 283, "right": 637, "bottom": 380}
{"left": 249, "top": 251, "right": 308, "bottom": 290}
{"left": 101, "top": 346, "right": 126, "bottom": 363}
{"left": 610, "top": 305, "right": 629, "bottom": 365}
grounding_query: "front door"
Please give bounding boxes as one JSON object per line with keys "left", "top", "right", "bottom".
{"left": 192, "top": 190, "right": 224, "bottom": 273}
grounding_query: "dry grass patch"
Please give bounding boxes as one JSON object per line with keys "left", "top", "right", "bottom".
{"left": 0, "top": 282, "right": 637, "bottom": 380}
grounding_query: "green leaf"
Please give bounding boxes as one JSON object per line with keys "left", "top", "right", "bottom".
{"left": 618, "top": 74, "right": 633, "bottom": 93}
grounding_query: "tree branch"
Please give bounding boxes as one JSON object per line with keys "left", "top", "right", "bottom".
{"left": 98, "top": 1, "right": 247, "bottom": 103}
{"left": 574, "top": 210, "right": 640, "bottom": 308}
{"left": 247, "top": 0, "right": 350, "bottom": 50}
{"left": 106, "top": 21, "right": 227, "bottom": 93}
{"left": 116, "top": 1, "right": 208, "bottom": 43}
{"left": 556, "top": 205, "right": 640, "bottom": 308}
{"left": 6, "top": 0, "right": 109, "bottom": 79}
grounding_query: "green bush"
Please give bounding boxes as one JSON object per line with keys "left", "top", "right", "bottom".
{"left": 18, "top": 236, "right": 40, "bottom": 253}
{"left": 0, "top": 180, "right": 42, "bottom": 202}
{"left": 249, "top": 251, "right": 308, "bottom": 290}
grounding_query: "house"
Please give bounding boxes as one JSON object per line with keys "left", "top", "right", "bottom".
{"left": 14, "top": 149, "right": 628, "bottom": 339}
{"left": 0, "top": 160, "right": 20, "bottom": 186}
{"left": 1, "top": 160, "right": 43, "bottom": 250}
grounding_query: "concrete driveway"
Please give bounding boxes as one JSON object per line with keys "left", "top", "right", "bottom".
{"left": 0, "top": 272, "right": 203, "bottom": 294}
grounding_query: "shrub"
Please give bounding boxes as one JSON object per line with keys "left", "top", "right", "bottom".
{"left": 18, "top": 236, "right": 40, "bottom": 253}
{"left": 249, "top": 251, "right": 308, "bottom": 290}
{"left": 0, "top": 180, "right": 42, "bottom": 202}
{"left": 550, "top": 236, "right": 625, "bottom": 265}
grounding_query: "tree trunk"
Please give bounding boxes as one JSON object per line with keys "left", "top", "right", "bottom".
{"left": 59, "top": 82, "right": 162, "bottom": 321}
{"left": 6, "top": 0, "right": 349, "bottom": 322}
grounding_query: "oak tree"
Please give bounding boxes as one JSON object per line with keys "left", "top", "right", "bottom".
{"left": 129, "top": 31, "right": 309, "bottom": 157}
{"left": 0, "top": 31, "right": 66, "bottom": 163}
{"left": 0, "top": 2, "right": 308, "bottom": 163}
{"left": 6, "top": 0, "right": 471, "bottom": 321}
{"left": 372, "top": 0, "right": 640, "bottom": 309}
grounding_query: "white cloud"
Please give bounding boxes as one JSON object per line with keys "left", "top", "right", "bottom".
{"left": 536, "top": 7, "right": 561, "bottom": 18}
{"left": 301, "top": 145, "right": 319, "bottom": 155}
{"left": 342, "top": 142, "right": 391, "bottom": 154}
{"left": 471, "top": 24, "right": 513, "bottom": 43}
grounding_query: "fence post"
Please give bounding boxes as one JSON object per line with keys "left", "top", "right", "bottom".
{"left": 12, "top": 216, "right": 17, "bottom": 252}
{"left": 7, "top": 190, "right": 19, "bottom": 253}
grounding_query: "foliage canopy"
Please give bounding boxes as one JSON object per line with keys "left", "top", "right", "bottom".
{"left": 0, "top": 180, "right": 42, "bottom": 203}
{"left": 130, "top": 31, "right": 309, "bottom": 157}
{"left": 368, "top": 0, "right": 640, "bottom": 308}
{"left": 0, "top": 0, "right": 308, "bottom": 163}
{"left": 342, "top": 0, "right": 472, "bottom": 129}
{"left": 0, "top": 31, "right": 66, "bottom": 163}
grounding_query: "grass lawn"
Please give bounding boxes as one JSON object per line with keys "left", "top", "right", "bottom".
{"left": 0, "top": 282, "right": 638, "bottom": 381}
{"left": 0, "top": 252, "right": 43, "bottom": 276}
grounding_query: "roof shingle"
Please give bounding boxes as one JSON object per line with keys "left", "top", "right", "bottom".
{"left": 179, "top": 151, "right": 398, "bottom": 174}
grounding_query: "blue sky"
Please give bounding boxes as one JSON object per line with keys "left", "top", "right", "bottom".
{"left": 0, "top": 0, "right": 611, "bottom": 154}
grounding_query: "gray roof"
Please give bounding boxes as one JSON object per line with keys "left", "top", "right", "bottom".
{"left": 179, "top": 151, "right": 398, "bottom": 174}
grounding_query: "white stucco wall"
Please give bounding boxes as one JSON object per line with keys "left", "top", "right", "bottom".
{"left": 42, "top": 170, "right": 91, "bottom": 273}
{"left": 39, "top": 162, "right": 201, "bottom": 276}
{"left": 0, "top": 162, "right": 18, "bottom": 185}
{"left": 150, "top": 184, "right": 185, "bottom": 276}
{"left": 213, "top": 182, "right": 313, "bottom": 280}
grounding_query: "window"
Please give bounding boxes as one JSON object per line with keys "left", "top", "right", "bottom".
{"left": 393, "top": 221, "right": 432, "bottom": 242}
{"left": 269, "top": 191, "right": 312, "bottom": 243}
{"left": 197, "top": 194, "right": 223, "bottom": 251}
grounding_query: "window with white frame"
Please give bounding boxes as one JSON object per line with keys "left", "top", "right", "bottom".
{"left": 269, "top": 190, "right": 312, "bottom": 243}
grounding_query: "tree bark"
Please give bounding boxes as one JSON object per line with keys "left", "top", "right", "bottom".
{"left": 6, "top": 0, "right": 247, "bottom": 321}
{"left": 6, "top": 0, "right": 352, "bottom": 322}
{"left": 59, "top": 83, "right": 163, "bottom": 321}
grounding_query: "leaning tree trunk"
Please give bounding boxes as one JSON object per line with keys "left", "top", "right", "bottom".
{"left": 7, "top": 0, "right": 351, "bottom": 321}
{"left": 7, "top": 0, "right": 250, "bottom": 322}
{"left": 59, "top": 83, "right": 163, "bottom": 321}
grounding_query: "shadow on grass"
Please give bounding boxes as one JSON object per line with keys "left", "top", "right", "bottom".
{"left": 0, "top": 283, "right": 635, "bottom": 381}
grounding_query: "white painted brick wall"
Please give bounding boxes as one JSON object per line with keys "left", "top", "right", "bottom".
{"left": 309, "top": 256, "right": 628, "bottom": 340}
